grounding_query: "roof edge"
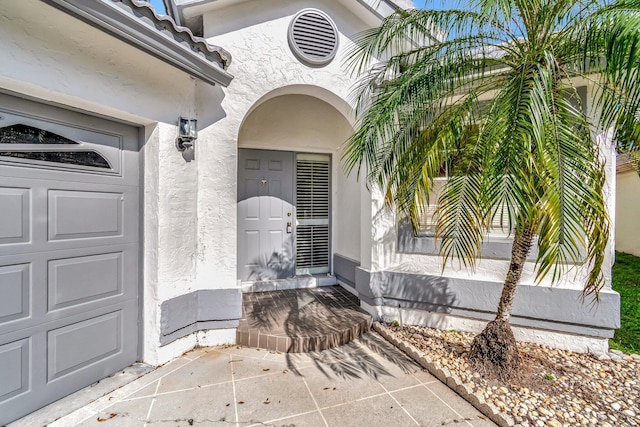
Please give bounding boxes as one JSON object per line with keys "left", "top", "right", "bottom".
{"left": 355, "top": 0, "right": 399, "bottom": 20}
{"left": 165, "top": 0, "right": 410, "bottom": 24}
{"left": 40, "top": 0, "right": 234, "bottom": 87}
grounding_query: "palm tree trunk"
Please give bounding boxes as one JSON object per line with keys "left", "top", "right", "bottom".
{"left": 495, "top": 221, "right": 535, "bottom": 321}
{"left": 469, "top": 220, "right": 535, "bottom": 380}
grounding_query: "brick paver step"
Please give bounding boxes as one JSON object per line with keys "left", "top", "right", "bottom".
{"left": 237, "top": 286, "right": 372, "bottom": 352}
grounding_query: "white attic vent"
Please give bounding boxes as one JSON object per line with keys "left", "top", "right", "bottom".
{"left": 288, "top": 9, "right": 339, "bottom": 66}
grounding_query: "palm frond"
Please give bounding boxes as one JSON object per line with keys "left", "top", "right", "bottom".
{"left": 344, "top": 0, "right": 640, "bottom": 300}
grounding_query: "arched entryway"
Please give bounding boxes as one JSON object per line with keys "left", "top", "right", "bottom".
{"left": 237, "top": 90, "right": 358, "bottom": 283}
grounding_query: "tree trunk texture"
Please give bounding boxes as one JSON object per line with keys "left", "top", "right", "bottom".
{"left": 469, "top": 221, "right": 535, "bottom": 380}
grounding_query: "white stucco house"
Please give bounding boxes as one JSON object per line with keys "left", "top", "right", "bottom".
{"left": 0, "top": 0, "right": 620, "bottom": 423}
{"left": 616, "top": 155, "right": 640, "bottom": 256}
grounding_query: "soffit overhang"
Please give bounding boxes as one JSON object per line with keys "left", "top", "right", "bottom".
{"left": 40, "top": 0, "right": 234, "bottom": 87}
{"left": 171, "top": 0, "right": 405, "bottom": 28}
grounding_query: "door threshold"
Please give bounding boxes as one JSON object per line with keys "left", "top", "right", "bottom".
{"left": 241, "top": 275, "right": 337, "bottom": 293}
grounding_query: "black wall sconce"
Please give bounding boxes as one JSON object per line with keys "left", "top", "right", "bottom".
{"left": 177, "top": 117, "right": 197, "bottom": 151}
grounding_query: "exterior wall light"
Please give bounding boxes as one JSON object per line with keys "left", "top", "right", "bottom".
{"left": 177, "top": 117, "right": 197, "bottom": 151}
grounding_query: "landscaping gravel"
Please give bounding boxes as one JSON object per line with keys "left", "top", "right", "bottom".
{"left": 386, "top": 324, "right": 640, "bottom": 427}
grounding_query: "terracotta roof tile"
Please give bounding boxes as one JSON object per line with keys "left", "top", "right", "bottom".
{"left": 116, "top": 0, "right": 231, "bottom": 69}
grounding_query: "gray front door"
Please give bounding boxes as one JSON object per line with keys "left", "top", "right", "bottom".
{"left": 238, "top": 149, "right": 294, "bottom": 281}
{"left": 0, "top": 94, "right": 139, "bottom": 424}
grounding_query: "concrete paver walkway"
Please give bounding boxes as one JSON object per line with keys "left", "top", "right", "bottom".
{"left": 37, "top": 332, "right": 495, "bottom": 427}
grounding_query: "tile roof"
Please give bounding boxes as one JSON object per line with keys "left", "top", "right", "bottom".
{"left": 42, "top": 0, "right": 233, "bottom": 85}
{"left": 117, "top": 0, "right": 231, "bottom": 69}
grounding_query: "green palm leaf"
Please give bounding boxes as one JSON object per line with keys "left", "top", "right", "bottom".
{"left": 344, "top": 0, "right": 640, "bottom": 307}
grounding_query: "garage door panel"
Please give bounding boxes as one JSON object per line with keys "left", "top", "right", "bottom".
{"left": 44, "top": 245, "right": 137, "bottom": 318}
{"left": 48, "top": 252, "right": 123, "bottom": 311}
{"left": 0, "top": 179, "right": 138, "bottom": 258}
{"left": 0, "top": 94, "right": 139, "bottom": 425}
{"left": 44, "top": 300, "right": 138, "bottom": 386}
{"left": 0, "top": 301, "right": 136, "bottom": 423}
{"left": 0, "top": 245, "right": 136, "bottom": 337}
{"left": 0, "top": 338, "right": 30, "bottom": 402}
{"left": 48, "top": 190, "right": 123, "bottom": 241}
{"left": 0, "top": 187, "right": 30, "bottom": 245}
{"left": 0, "top": 263, "right": 30, "bottom": 324}
{"left": 0, "top": 298, "right": 135, "bottom": 346}
{"left": 47, "top": 311, "right": 121, "bottom": 381}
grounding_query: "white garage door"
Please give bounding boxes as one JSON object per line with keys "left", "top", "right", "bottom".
{"left": 0, "top": 94, "right": 139, "bottom": 424}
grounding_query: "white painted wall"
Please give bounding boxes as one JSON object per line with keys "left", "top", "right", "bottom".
{"left": 0, "top": 1, "right": 199, "bottom": 126}
{"left": 367, "top": 185, "right": 598, "bottom": 290}
{"left": 365, "top": 81, "right": 616, "bottom": 294}
{"left": 391, "top": 0, "right": 416, "bottom": 9}
{"left": 197, "top": 0, "right": 614, "bottom": 297}
{"left": 335, "top": 162, "right": 363, "bottom": 262}
{"left": 0, "top": 0, "right": 228, "bottom": 365}
{"left": 198, "top": 0, "right": 375, "bottom": 281}
{"left": 238, "top": 94, "right": 352, "bottom": 152}
{"left": 616, "top": 169, "right": 640, "bottom": 256}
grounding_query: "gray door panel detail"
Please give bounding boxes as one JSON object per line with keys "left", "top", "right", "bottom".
{"left": 238, "top": 149, "right": 294, "bottom": 281}
{"left": 0, "top": 177, "right": 139, "bottom": 257}
{"left": 0, "top": 95, "right": 139, "bottom": 425}
{"left": 0, "top": 187, "right": 30, "bottom": 245}
{"left": 0, "top": 243, "right": 138, "bottom": 337}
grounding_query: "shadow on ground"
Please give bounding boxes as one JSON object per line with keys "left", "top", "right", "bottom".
{"left": 285, "top": 332, "right": 417, "bottom": 380}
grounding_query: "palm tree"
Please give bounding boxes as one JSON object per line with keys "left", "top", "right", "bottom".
{"left": 344, "top": 0, "right": 640, "bottom": 379}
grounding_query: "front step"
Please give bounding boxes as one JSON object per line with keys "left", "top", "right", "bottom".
{"left": 240, "top": 274, "right": 338, "bottom": 293}
{"left": 236, "top": 286, "right": 372, "bottom": 353}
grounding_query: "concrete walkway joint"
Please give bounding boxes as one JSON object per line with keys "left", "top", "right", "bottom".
{"left": 13, "top": 332, "right": 495, "bottom": 427}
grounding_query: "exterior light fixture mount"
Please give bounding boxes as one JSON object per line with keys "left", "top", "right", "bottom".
{"left": 177, "top": 117, "right": 197, "bottom": 151}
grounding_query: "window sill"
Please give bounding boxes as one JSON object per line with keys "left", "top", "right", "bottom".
{"left": 397, "top": 221, "right": 539, "bottom": 261}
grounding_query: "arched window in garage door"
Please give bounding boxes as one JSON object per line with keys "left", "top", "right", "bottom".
{"left": 0, "top": 123, "right": 111, "bottom": 169}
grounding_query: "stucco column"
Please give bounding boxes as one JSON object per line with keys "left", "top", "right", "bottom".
{"left": 195, "top": 84, "right": 241, "bottom": 291}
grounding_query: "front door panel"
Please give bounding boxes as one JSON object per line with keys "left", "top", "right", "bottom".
{"left": 238, "top": 149, "right": 294, "bottom": 281}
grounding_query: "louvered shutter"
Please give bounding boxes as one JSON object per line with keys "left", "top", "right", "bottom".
{"left": 295, "top": 154, "right": 330, "bottom": 274}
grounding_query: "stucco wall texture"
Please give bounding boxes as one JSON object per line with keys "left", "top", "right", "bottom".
{"left": 201, "top": 0, "right": 618, "bottom": 352}
{"left": 0, "top": 0, "right": 233, "bottom": 365}
{"left": 1, "top": 0, "right": 620, "bottom": 367}
{"left": 199, "top": 0, "right": 372, "bottom": 275}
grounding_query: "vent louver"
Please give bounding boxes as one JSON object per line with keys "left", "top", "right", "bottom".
{"left": 288, "top": 9, "right": 338, "bottom": 66}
